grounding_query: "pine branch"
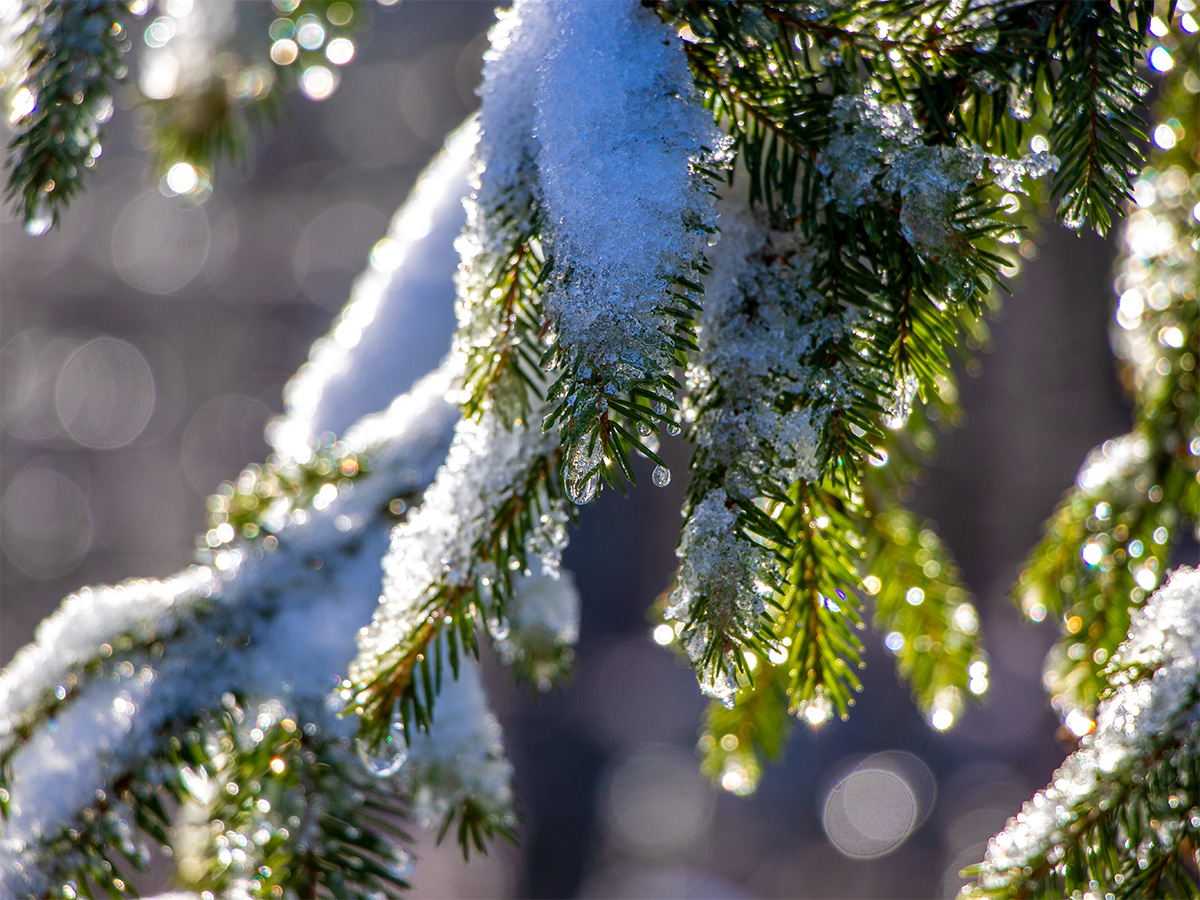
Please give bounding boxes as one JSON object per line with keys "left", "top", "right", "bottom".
{"left": 176, "top": 700, "right": 413, "bottom": 900}
{"left": 0, "top": 393, "right": 436, "bottom": 808}
{"left": 457, "top": 231, "right": 552, "bottom": 424}
{"left": 343, "top": 416, "right": 571, "bottom": 749}
{"left": 1048, "top": 1, "right": 1151, "bottom": 234}
{"left": 438, "top": 796, "right": 519, "bottom": 861}
{"left": 864, "top": 503, "right": 987, "bottom": 727}
{"left": 1016, "top": 30, "right": 1199, "bottom": 720}
{"left": 775, "top": 479, "right": 868, "bottom": 722}
{"left": 1016, "top": 432, "right": 1191, "bottom": 719}
{"left": 655, "top": 0, "right": 1060, "bottom": 739}
{"left": 697, "top": 662, "right": 792, "bottom": 796}
{"left": 141, "top": 0, "right": 364, "bottom": 183}
{"left": 533, "top": 2, "right": 726, "bottom": 503}
{"left": 3, "top": 0, "right": 368, "bottom": 230}
{"left": 4, "top": 0, "right": 138, "bottom": 233}
{"left": 963, "top": 568, "right": 1200, "bottom": 899}
{"left": 0, "top": 367, "right": 473, "bottom": 893}
{"left": 206, "top": 440, "right": 377, "bottom": 545}
{"left": 36, "top": 754, "right": 185, "bottom": 900}
{"left": 455, "top": 1, "right": 554, "bottom": 427}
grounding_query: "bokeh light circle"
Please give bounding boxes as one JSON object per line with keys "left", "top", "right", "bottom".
{"left": 602, "top": 745, "right": 714, "bottom": 857}
{"left": 56, "top": 337, "right": 156, "bottom": 448}
{"left": 113, "top": 192, "right": 211, "bottom": 294}
{"left": 2, "top": 466, "right": 92, "bottom": 579}
{"left": 822, "top": 751, "right": 935, "bottom": 859}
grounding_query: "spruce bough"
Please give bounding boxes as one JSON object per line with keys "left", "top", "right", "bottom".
{"left": 0, "top": 1, "right": 1197, "bottom": 897}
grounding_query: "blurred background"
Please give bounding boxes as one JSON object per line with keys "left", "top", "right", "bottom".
{"left": 0, "top": 1, "right": 1149, "bottom": 897}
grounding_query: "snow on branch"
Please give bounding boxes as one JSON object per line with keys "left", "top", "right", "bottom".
{"left": 964, "top": 567, "right": 1200, "bottom": 898}
{"left": 0, "top": 362, "right": 463, "bottom": 896}
{"left": 534, "top": 0, "right": 727, "bottom": 503}
{"left": 343, "top": 405, "right": 577, "bottom": 747}
{"left": 272, "top": 120, "right": 477, "bottom": 458}
{"left": 454, "top": 0, "right": 554, "bottom": 427}
{"left": 0, "top": 126, "right": 538, "bottom": 893}
{"left": 1014, "top": 115, "right": 1200, "bottom": 723}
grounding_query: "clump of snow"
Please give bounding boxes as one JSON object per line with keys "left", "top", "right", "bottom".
{"left": 532, "top": 0, "right": 727, "bottom": 496}
{"left": 485, "top": 565, "right": 581, "bottom": 691}
{"left": 817, "top": 93, "right": 1058, "bottom": 254}
{"left": 472, "top": 0, "right": 554, "bottom": 230}
{"left": 971, "top": 568, "right": 1200, "bottom": 892}
{"left": 0, "top": 567, "right": 219, "bottom": 749}
{"left": 454, "top": 0, "right": 555, "bottom": 390}
{"left": 667, "top": 489, "right": 772, "bottom": 707}
{"left": 691, "top": 204, "right": 828, "bottom": 488}
{"left": 535, "top": 1, "right": 720, "bottom": 356}
{"left": 668, "top": 194, "right": 843, "bottom": 704}
{"left": 508, "top": 568, "right": 579, "bottom": 649}
{"left": 403, "top": 649, "right": 514, "bottom": 831}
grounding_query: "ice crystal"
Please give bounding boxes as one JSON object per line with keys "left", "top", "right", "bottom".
{"left": 987, "top": 150, "right": 1060, "bottom": 193}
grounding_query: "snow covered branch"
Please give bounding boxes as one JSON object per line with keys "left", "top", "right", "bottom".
{"left": 964, "top": 568, "right": 1200, "bottom": 898}
{"left": 2, "top": 1, "right": 1195, "bottom": 896}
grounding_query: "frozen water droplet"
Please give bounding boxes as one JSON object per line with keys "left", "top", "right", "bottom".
{"left": 636, "top": 421, "right": 653, "bottom": 437}
{"left": 700, "top": 668, "right": 738, "bottom": 708}
{"left": 566, "top": 429, "right": 603, "bottom": 504}
{"left": 667, "top": 421, "right": 681, "bottom": 437}
{"left": 565, "top": 472, "right": 599, "bottom": 505}
{"left": 355, "top": 736, "right": 407, "bottom": 778}
{"left": 385, "top": 850, "right": 416, "bottom": 882}
{"left": 973, "top": 31, "right": 998, "bottom": 52}
{"left": 487, "top": 616, "right": 510, "bottom": 641}
{"left": 652, "top": 465, "right": 671, "bottom": 487}
{"left": 1008, "top": 85, "right": 1033, "bottom": 121}
{"left": 971, "top": 70, "right": 1000, "bottom": 94}
{"left": 25, "top": 202, "right": 52, "bottom": 236}
{"left": 1062, "top": 207, "right": 1085, "bottom": 231}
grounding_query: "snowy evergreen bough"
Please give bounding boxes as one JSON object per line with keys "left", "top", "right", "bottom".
{"left": 1, "top": 0, "right": 1198, "bottom": 896}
